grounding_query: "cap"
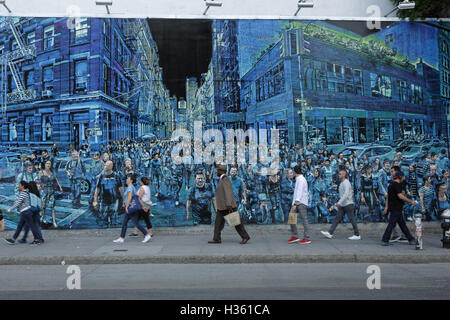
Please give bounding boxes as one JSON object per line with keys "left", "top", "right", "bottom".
{"left": 393, "top": 171, "right": 404, "bottom": 179}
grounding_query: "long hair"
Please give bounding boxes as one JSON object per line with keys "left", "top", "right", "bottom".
{"left": 19, "top": 180, "right": 29, "bottom": 191}
{"left": 27, "top": 181, "right": 41, "bottom": 198}
{"left": 140, "top": 177, "right": 150, "bottom": 185}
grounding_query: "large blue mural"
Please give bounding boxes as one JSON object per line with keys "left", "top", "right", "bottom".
{"left": 0, "top": 17, "right": 449, "bottom": 230}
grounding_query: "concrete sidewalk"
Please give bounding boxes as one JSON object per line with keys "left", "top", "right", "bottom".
{"left": 0, "top": 223, "right": 449, "bottom": 265}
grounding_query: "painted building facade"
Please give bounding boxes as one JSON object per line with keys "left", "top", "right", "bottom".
{"left": 241, "top": 23, "right": 441, "bottom": 147}
{"left": 0, "top": 17, "right": 169, "bottom": 151}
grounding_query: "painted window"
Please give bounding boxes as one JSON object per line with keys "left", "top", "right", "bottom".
{"left": 103, "top": 20, "right": 110, "bottom": 49}
{"left": 255, "top": 62, "right": 285, "bottom": 102}
{"left": 75, "top": 59, "right": 88, "bottom": 92}
{"left": 43, "top": 65, "right": 54, "bottom": 90}
{"left": 74, "top": 18, "right": 89, "bottom": 42}
{"left": 24, "top": 70, "right": 34, "bottom": 89}
{"left": 27, "top": 32, "right": 35, "bottom": 45}
{"left": 370, "top": 73, "right": 392, "bottom": 98}
{"left": 43, "top": 25, "right": 54, "bottom": 50}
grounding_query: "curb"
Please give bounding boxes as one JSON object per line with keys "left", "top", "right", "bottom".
{"left": 1, "top": 253, "right": 450, "bottom": 265}
{"left": 5, "top": 222, "right": 443, "bottom": 238}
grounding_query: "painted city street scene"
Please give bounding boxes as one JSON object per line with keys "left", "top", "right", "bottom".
{"left": 0, "top": 17, "right": 449, "bottom": 230}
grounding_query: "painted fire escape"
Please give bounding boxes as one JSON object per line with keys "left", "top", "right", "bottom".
{"left": 123, "top": 19, "right": 161, "bottom": 136}
{"left": 0, "top": 17, "right": 36, "bottom": 124}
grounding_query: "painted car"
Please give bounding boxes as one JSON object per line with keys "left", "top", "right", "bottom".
{"left": 342, "top": 144, "right": 396, "bottom": 162}
{"left": 0, "top": 152, "right": 21, "bottom": 181}
{"left": 401, "top": 144, "right": 432, "bottom": 164}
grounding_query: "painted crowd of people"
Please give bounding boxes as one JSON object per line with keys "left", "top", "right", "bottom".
{"left": 1, "top": 135, "right": 450, "bottom": 246}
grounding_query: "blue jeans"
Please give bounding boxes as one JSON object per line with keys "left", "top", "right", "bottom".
{"left": 23, "top": 211, "right": 44, "bottom": 241}
{"left": 13, "top": 209, "right": 43, "bottom": 241}
{"left": 120, "top": 211, "right": 148, "bottom": 238}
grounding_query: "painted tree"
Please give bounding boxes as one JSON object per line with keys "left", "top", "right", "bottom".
{"left": 391, "top": 0, "right": 450, "bottom": 20}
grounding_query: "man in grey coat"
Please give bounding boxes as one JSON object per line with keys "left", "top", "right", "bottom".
{"left": 209, "top": 164, "right": 250, "bottom": 244}
{"left": 321, "top": 169, "right": 361, "bottom": 240}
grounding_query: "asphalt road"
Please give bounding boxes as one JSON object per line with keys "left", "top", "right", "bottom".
{"left": 0, "top": 263, "right": 449, "bottom": 300}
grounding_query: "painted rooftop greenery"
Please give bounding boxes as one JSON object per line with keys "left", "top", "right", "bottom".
{"left": 253, "top": 21, "right": 415, "bottom": 71}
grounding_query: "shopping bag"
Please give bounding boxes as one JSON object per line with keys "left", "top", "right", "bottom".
{"left": 224, "top": 210, "right": 241, "bottom": 227}
{"left": 288, "top": 211, "right": 298, "bottom": 225}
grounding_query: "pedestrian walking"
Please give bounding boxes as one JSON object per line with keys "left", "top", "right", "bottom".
{"left": 129, "top": 177, "right": 154, "bottom": 237}
{"left": 287, "top": 165, "right": 311, "bottom": 244}
{"left": 381, "top": 171, "right": 417, "bottom": 246}
{"left": 21, "top": 181, "right": 44, "bottom": 245}
{"left": 321, "top": 169, "right": 360, "bottom": 240}
{"left": 0, "top": 209, "right": 4, "bottom": 233}
{"left": 5, "top": 181, "right": 42, "bottom": 245}
{"left": 208, "top": 164, "right": 250, "bottom": 244}
{"left": 113, "top": 175, "right": 151, "bottom": 244}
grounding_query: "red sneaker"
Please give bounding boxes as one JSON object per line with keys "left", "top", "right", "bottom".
{"left": 299, "top": 238, "right": 311, "bottom": 244}
{"left": 288, "top": 236, "right": 300, "bottom": 244}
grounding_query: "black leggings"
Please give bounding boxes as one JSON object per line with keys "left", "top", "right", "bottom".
{"left": 138, "top": 210, "right": 152, "bottom": 229}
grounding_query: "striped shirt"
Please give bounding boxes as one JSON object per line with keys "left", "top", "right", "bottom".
{"left": 9, "top": 190, "right": 31, "bottom": 213}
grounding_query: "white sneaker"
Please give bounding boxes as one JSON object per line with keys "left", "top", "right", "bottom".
{"left": 321, "top": 231, "right": 333, "bottom": 239}
{"left": 348, "top": 235, "right": 361, "bottom": 240}
{"left": 142, "top": 234, "right": 152, "bottom": 243}
{"left": 113, "top": 238, "right": 124, "bottom": 243}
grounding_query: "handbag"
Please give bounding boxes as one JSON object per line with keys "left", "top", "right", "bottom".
{"left": 224, "top": 210, "right": 241, "bottom": 227}
{"left": 127, "top": 193, "right": 142, "bottom": 215}
{"left": 288, "top": 211, "right": 298, "bottom": 225}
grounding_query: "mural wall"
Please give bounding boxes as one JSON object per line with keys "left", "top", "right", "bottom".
{"left": 0, "top": 17, "right": 449, "bottom": 229}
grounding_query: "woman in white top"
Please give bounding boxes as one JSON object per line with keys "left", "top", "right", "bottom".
{"left": 130, "top": 177, "right": 153, "bottom": 237}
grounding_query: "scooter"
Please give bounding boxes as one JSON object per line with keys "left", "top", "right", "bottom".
{"left": 414, "top": 212, "right": 423, "bottom": 250}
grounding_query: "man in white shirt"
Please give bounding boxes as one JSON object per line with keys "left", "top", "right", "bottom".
{"left": 288, "top": 165, "right": 311, "bottom": 244}
{"left": 321, "top": 169, "right": 360, "bottom": 240}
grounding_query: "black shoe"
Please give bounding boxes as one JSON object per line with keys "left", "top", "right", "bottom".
{"left": 4, "top": 238, "right": 15, "bottom": 245}
{"left": 17, "top": 239, "right": 27, "bottom": 244}
{"left": 208, "top": 240, "right": 221, "bottom": 244}
{"left": 129, "top": 233, "right": 139, "bottom": 237}
{"left": 30, "top": 240, "right": 41, "bottom": 246}
{"left": 240, "top": 237, "right": 250, "bottom": 244}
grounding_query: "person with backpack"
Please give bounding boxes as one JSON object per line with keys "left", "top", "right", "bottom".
{"left": 21, "top": 181, "right": 44, "bottom": 245}
{"left": 5, "top": 181, "right": 42, "bottom": 245}
{"left": 113, "top": 175, "right": 151, "bottom": 244}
